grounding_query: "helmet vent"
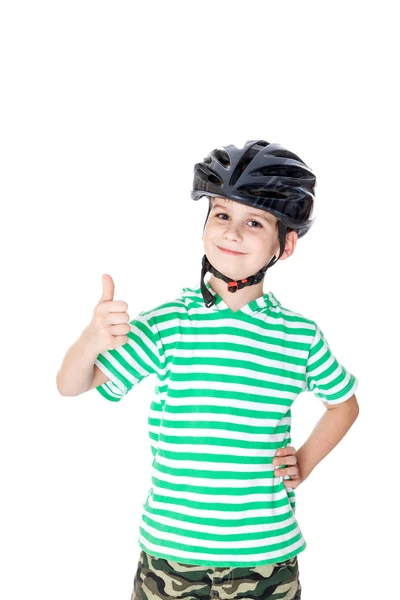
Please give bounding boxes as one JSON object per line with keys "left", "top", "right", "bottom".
{"left": 210, "top": 148, "right": 231, "bottom": 168}
{"left": 267, "top": 148, "right": 304, "bottom": 162}
{"left": 197, "top": 164, "right": 223, "bottom": 186}
{"left": 251, "top": 165, "right": 312, "bottom": 179}
{"left": 242, "top": 186, "right": 287, "bottom": 200}
{"left": 229, "top": 140, "right": 270, "bottom": 187}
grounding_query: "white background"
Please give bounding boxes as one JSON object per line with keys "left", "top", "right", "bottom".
{"left": 1, "top": 1, "right": 399, "bottom": 598}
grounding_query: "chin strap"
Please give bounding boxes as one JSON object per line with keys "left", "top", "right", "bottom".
{"left": 200, "top": 221, "right": 287, "bottom": 308}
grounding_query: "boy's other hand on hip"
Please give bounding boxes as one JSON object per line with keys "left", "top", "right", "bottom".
{"left": 273, "top": 446, "right": 302, "bottom": 489}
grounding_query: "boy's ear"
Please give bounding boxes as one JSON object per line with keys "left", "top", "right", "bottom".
{"left": 282, "top": 230, "right": 298, "bottom": 259}
{"left": 275, "top": 230, "right": 298, "bottom": 261}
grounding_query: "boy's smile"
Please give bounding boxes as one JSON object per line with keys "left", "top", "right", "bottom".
{"left": 216, "top": 245, "right": 247, "bottom": 256}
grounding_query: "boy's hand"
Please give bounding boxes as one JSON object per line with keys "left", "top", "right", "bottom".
{"left": 86, "top": 274, "right": 131, "bottom": 354}
{"left": 273, "top": 446, "right": 302, "bottom": 489}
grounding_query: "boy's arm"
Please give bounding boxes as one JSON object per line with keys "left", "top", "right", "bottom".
{"left": 322, "top": 393, "right": 359, "bottom": 412}
{"left": 57, "top": 326, "right": 105, "bottom": 396}
{"left": 86, "top": 364, "right": 110, "bottom": 391}
{"left": 296, "top": 393, "right": 359, "bottom": 484}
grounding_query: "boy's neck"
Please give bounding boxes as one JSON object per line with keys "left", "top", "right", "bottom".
{"left": 207, "top": 274, "right": 265, "bottom": 312}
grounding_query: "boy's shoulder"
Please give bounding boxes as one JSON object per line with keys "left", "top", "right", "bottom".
{"left": 269, "top": 295, "right": 318, "bottom": 330}
{"left": 133, "top": 285, "right": 195, "bottom": 322}
{"left": 140, "top": 281, "right": 206, "bottom": 314}
{"left": 277, "top": 301, "right": 316, "bottom": 324}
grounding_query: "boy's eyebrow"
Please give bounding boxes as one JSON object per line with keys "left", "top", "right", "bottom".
{"left": 211, "top": 203, "right": 274, "bottom": 223}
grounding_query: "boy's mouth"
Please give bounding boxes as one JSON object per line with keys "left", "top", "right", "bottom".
{"left": 216, "top": 245, "right": 246, "bottom": 256}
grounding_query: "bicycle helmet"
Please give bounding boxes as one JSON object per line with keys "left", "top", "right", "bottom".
{"left": 191, "top": 139, "right": 316, "bottom": 307}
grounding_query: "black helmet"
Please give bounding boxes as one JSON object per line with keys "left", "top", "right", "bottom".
{"left": 191, "top": 139, "right": 317, "bottom": 307}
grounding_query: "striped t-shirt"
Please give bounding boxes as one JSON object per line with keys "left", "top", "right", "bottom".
{"left": 94, "top": 279, "right": 359, "bottom": 567}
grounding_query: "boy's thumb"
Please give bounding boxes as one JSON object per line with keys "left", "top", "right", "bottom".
{"left": 100, "top": 274, "right": 115, "bottom": 303}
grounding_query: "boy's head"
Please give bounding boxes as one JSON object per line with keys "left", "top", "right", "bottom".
{"left": 191, "top": 140, "right": 316, "bottom": 306}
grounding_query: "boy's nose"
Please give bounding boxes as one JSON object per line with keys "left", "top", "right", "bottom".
{"left": 223, "top": 223, "right": 243, "bottom": 236}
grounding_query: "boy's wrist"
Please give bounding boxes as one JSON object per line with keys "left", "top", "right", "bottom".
{"left": 80, "top": 325, "right": 103, "bottom": 361}
{"left": 295, "top": 447, "right": 314, "bottom": 483}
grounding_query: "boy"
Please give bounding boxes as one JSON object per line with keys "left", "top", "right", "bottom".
{"left": 57, "top": 140, "right": 359, "bottom": 599}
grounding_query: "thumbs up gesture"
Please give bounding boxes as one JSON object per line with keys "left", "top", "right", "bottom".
{"left": 86, "top": 274, "right": 131, "bottom": 353}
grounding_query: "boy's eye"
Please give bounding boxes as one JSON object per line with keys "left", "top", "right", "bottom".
{"left": 216, "top": 213, "right": 262, "bottom": 228}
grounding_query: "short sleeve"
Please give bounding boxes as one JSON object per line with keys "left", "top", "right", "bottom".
{"left": 305, "top": 324, "right": 359, "bottom": 405}
{"left": 94, "top": 311, "right": 163, "bottom": 402}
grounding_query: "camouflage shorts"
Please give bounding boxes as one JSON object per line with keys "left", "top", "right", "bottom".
{"left": 131, "top": 549, "right": 301, "bottom": 599}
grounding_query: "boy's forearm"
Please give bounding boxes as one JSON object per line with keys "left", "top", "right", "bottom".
{"left": 296, "top": 402, "right": 359, "bottom": 483}
{"left": 56, "top": 326, "right": 100, "bottom": 397}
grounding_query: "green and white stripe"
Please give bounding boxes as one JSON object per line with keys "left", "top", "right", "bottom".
{"left": 94, "top": 279, "right": 358, "bottom": 567}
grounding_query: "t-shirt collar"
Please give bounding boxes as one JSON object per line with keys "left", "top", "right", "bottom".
{"left": 181, "top": 280, "right": 281, "bottom": 315}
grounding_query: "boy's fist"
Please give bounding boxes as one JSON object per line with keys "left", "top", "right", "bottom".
{"left": 273, "top": 446, "right": 302, "bottom": 489}
{"left": 86, "top": 274, "right": 131, "bottom": 354}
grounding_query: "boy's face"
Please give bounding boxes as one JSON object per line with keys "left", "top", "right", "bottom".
{"left": 202, "top": 196, "right": 291, "bottom": 280}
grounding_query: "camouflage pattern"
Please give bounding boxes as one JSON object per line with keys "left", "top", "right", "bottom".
{"left": 131, "top": 549, "right": 301, "bottom": 599}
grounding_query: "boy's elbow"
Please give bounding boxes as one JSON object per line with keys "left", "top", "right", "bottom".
{"left": 346, "top": 393, "right": 360, "bottom": 415}
{"left": 323, "top": 393, "right": 359, "bottom": 414}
